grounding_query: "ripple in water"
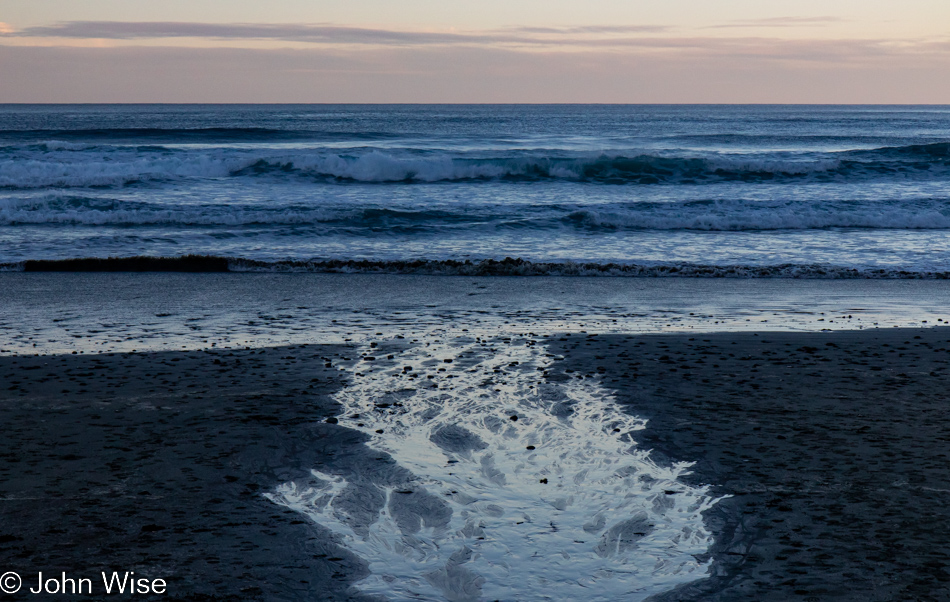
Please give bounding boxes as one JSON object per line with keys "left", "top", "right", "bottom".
{"left": 268, "top": 331, "right": 723, "bottom": 601}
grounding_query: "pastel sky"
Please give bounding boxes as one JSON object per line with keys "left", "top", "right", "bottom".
{"left": 1, "top": 0, "right": 949, "bottom": 102}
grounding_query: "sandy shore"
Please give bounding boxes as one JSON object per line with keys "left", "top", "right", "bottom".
{"left": 548, "top": 327, "right": 950, "bottom": 601}
{"left": 0, "top": 345, "right": 387, "bottom": 601}
{"left": 3, "top": 327, "right": 950, "bottom": 600}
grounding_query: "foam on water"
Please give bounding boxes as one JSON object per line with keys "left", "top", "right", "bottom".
{"left": 1, "top": 141, "right": 948, "bottom": 189}
{"left": 268, "top": 330, "right": 722, "bottom": 601}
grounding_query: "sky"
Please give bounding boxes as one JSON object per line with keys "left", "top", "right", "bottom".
{"left": 1, "top": 0, "right": 949, "bottom": 103}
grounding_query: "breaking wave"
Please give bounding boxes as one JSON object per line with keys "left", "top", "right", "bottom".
{"left": 0, "top": 142, "right": 947, "bottom": 189}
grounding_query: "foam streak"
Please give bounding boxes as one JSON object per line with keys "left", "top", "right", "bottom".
{"left": 268, "top": 332, "right": 721, "bottom": 601}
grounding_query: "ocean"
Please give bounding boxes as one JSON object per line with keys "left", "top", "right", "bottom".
{"left": 1, "top": 104, "right": 949, "bottom": 275}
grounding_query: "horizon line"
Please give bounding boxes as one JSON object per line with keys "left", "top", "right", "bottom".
{"left": 2, "top": 102, "right": 950, "bottom": 106}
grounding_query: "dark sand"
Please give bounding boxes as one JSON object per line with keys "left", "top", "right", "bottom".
{"left": 2, "top": 327, "right": 950, "bottom": 601}
{"left": 548, "top": 327, "right": 950, "bottom": 602}
{"left": 0, "top": 345, "right": 392, "bottom": 601}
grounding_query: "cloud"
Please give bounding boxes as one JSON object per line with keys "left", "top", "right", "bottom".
{"left": 2, "top": 20, "right": 947, "bottom": 66}
{"left": 509, "top": 25, "right": 670, "bottom": 35}
{"left": 4, "top": 21, "right": 674, "bottom": 47}
{"left": 7, "top": 22, "right": 479, "bottom": 44}
{"left": 4, "top": 20, "right": 892, "bottom": 55}
{"left": 0, "top": 22, "right": 15, "bottom": 34}
{"left": 708, "top": 16, "right": 844, "bottom": 29}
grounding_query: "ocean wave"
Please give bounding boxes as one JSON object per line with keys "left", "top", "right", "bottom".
{"left": 235, "top": 143, "right": 950, "bottom": 183}
{"left": 0, "top": 155, "right": 247, "bottom": 189}
{"left": 561, "top": 199, "right": 950, "bottom": 230}
{"left": 3, "top": 196, "right": 949, "bottom": 231}
{"left": 0, "top": 142, "right": 948, "bottom": 189}
{"left": 0, "top": 196, "right": 335, "bottom": 226}
{"left": 0, "top": 127, "right": 402, "bottom": 143}
{"left": 881, "top": 142, "right": 950, "bottom": 157}
{"left": 4, "top": 255, "right": 949, "bottom": 278}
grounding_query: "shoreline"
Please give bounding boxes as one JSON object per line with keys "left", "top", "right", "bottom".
{"left": 3, "top": 255, "right": 950, "bottom": 279}
{"left": 3, "top": 273, "right": 950, "bottom": 358}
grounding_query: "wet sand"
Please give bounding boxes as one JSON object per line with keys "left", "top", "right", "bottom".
{"left": 3, "top": 273, "right": 950, "bottom": 357}
{"left": 0, "top": 345, "right": 387, "bottom": 601}
{"left": 549, "top": 327, "right": 950, "bottom": 601}
{"left": 2, "top": 327, "right": 950, "bottom": 600}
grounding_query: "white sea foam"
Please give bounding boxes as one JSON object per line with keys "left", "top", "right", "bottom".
{"left": 268, "top": 331, "right": 722, "bottom": 601}
{"left": 36, "top": 140, "right": 98, "bottom": 152}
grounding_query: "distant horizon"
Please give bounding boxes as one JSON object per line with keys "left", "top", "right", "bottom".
{"left": 2, "top": 102, "right": 950, "bottom": 107}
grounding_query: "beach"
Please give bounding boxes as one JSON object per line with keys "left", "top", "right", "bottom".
{"left": 3, "top": 295, "right": 949, "bottom": 599}
{"left": 0, "top": 344, "right": 379, "bottom": 600}
{"left": 2, "top": 102, "right": 949, "bottom": 600}
{"left": 552, "top": 328, "right": 950, "bottom": 601}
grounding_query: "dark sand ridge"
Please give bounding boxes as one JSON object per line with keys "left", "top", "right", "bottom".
{"left": 0, "top": 344, "right": 412, "bottom": 602}
{"left": 547, "top": 327, "right": 950, "bottom": 602}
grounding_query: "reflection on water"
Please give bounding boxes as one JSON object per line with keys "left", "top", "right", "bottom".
{"left": 1, "top": 274, "right": 948, "bottom": 357}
